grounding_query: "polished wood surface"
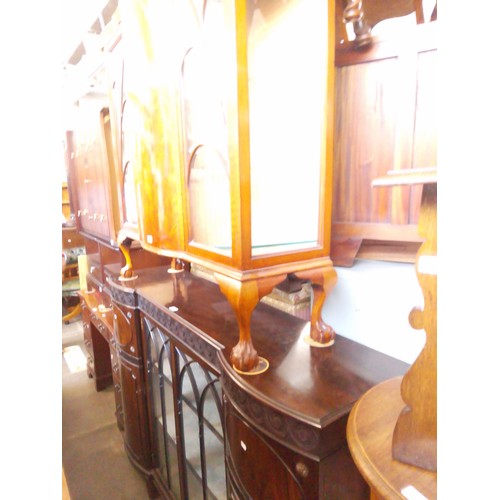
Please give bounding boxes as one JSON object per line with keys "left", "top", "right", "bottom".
{"left": 80, "top": 290, "right": 114, "bottom": 392}
{"left": 109, "top": 264, "right": 408, "bottom": 426}
{"left": 332, "top": 21, "right": 436, "bottom": 266}
{"left": 108, "top": 262, "right": 408, "bottom": 499}
{"left": 66, "top": 91, "right": 119, "bottom": 241}
{"left": 347, "top": 377, "right": 436, "bottom": 499}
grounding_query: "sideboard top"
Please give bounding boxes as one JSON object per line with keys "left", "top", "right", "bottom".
{"left": 107, "top": 264, "right": 408, "bottom": 427}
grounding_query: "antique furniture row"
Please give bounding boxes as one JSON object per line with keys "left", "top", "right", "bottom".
{"left": 66, "top": 0, "right": 339, "bottom": 376}
{"left": 64, "top": 2, "right": 436, "bottom": 496}
{"left": 66, "top": 0, "right": 438, "bottom": 373}
{"left": 77, "top": 243, "right": 408, "bottom": 499}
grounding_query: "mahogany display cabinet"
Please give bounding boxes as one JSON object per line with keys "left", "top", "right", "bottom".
{"left": 66, "top": 2, "right": 414, "bottom": 499}
{"left": 115, "top": 0, "right": 339, "bottom": 374}
{"left": 102, "top": 263, "right": 408, "bottom": 500}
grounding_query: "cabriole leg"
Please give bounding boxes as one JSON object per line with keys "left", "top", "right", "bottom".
{"left": 295, "top": 264, "right": 337, "bottom": 346}
{"left": 215, "top": 273, "right": 286, "bottom": 374}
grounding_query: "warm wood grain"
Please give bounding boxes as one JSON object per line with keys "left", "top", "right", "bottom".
{"left": 215, "top": 272, "right": 287, "bottom": 373}
{"left": 62, "top": 226, "right": 85, "bottom": 249}
{"left": 107, "top": 264, "right": 408, "bottom": 425}
{"left": 67, "top": 91, "right": 118, "bottom": 241}
{"left": 107, "top": 262, "right": 408, "bottom": 499}
{"left": 332, "top": 23, "right": 437, "bottom": 264}
{"left": 370, "top": 167, "right": 437, "bottom": 471}
{"left": 294, "top": 264, "right": 338, "bottom": 345}
{"left": 392, "top": 181, "right": 437, "bottom": 471}
{"left": 75, "top": 0, "right": 338, "bottom": 374}
{"left": 331, "top": 237, "right": 363, "bottom": 267}
{"left": 347, "top": 377, "right": 436, "bottom": 499}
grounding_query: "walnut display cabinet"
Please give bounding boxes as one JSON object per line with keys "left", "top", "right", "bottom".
{"left": 118, "top": 0, "right": 338, "bottom": 374}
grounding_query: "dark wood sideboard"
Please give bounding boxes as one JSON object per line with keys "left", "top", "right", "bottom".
{"left": 79, "top": 263, "right": 408, "bottom": 499}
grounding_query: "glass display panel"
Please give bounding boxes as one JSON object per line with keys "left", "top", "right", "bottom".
{"left": 178, "top": 352, "right": 226, "bottom": 499}
{"left": 247, "top": 0, "right": 326, "bottom": 255}
{"left": 144, "top": 317, "right": 225, "bottom": 499}
{"left": 121, "top": 99, "right": 138, "bottom": 225}
{"left": 122, "top": 161, "right": 138, "bottom": 225}
{"left": 145, "top": 319, "right": 182, "bottom": 498}
{"left": 181, "top": 0, "right": 232, "bottom": 254}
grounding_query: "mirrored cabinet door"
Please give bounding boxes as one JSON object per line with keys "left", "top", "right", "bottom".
{"left": 121, "top": 98, "right": 139, "bottom": 228}
{"left": 247, "top": 0, "right": 327, "bottom": 257}
{"left": 181, "top": 0, "right": 233, "bottom": 256}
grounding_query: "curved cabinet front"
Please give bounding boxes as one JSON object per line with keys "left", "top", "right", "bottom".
{"left": 110, "top": 288, "right": 156, "bottom": 494}
{"left": 225, "top": 402, "right": 309, "bottom": 500}
{"left": 114, "top": 302, "right": 142, "bottom": 358}
{"left": 119, "top": 355, "right": 153, "bottom": 471}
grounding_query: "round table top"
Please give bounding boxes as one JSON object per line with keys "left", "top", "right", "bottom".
{"left": 347, "top": 376, "right": 437, "bottom": 500}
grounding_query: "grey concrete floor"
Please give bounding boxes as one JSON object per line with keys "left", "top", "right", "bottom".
{"left": 62, "top": 318, "right": 150, "bottom": 500}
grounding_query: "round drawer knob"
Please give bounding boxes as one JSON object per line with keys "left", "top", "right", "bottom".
{"left": 295, "top": 462, "right": 309, "bottom": 478}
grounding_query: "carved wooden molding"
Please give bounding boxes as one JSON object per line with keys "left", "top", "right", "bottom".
{"left": 222, "top": 369, "right": 322, "bottom": 457}
{"left": 109, "top": 282, "right": 138, "bottom": 307}
{"left": 139, "top": 296, "right": 223, "bottom": 374}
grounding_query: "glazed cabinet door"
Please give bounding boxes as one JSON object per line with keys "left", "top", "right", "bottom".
{"left": 119, "top": 0, "right": 187, "bottom": 252}
{"left": 105, "top": 34, "right": 140, "bottom": 237}
{"left": 142, "top": 315, "right": 226, "bottom": 499}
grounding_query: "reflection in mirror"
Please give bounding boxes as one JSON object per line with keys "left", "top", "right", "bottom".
{"left": 247, "top": 0, "right": 326, "bottom": 255}
{"left": 187, "top": 145, "right": 231, "bottom": 252}
{"left": 121, "top": 99, "right": 138, "bottom": 225}
{"left": 181, "top": 0, "right": 232, "bottom": 254}
{"left": 123, "top": 161, "right": 138, "bottom": 225}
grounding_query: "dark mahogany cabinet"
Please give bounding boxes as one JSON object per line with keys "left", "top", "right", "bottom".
{"left": 109, "top": 284, "right": 156, "bottom": 494}
{"left": 101, "top": 265, "right": 408, "bottom": 500}
{"left": 65, "top": 3, "right": 421, "bottom": 498}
